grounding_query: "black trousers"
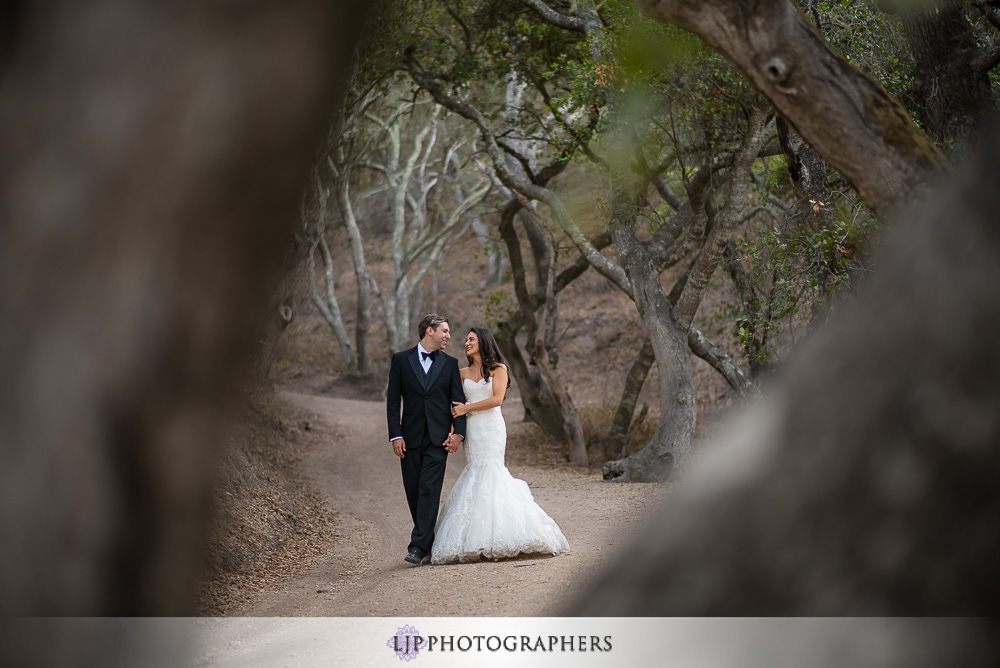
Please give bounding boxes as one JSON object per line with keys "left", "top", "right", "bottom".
{"left": 400, "top": 431, "right": 448, "bottom": 555}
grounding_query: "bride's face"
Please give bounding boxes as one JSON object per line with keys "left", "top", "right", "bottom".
{"left": 464, "top": 332, "right": 479, "bottom": 357}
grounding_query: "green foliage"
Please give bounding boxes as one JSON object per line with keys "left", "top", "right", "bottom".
{"left": 722, "top": 158, "right": 880, "bottom": 368}
{"left": 818, "top": 1, "right": 920, "bottom": 123}
{"left": 481, "top": 285, "right": 518, "bottom": 330}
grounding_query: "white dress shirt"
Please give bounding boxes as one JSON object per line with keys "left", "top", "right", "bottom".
{"left": 416, "top": 342, "right": 434, "bottom": 373}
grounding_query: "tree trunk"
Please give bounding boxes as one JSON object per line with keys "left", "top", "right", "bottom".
{"left": 471, "top": 213, "right": 504, "bottom": 287}
{"left": 604, "top": 108, "right": 767, "bottom": 481}
{"left": 722, "top": 239, "right": 770, "bottom": 376}
{"left": 254, "top": 303, "right": 295, "bottom": 383}
{"left": 534, "top": 227, "right": 589, "bottom": 468}
{"left": 638, "top": 0, "right": 948, "bottom": 217}
{"left": 308, "top": 235, "right": 355, "bottom": 367}
{"left": 332, "top": 162, "right": 374, "bottom": 375}
{"left": 494, "top": 318, "right": 569, "bottom": 441}
{"left": 603, "top": 266, "right": 696, "bottom": 481}
{"left": 493, "top": 193, "right": 586, "bottom": 446}
{"left": 602, "top": 337, "right": 656, "bottom": 461}
{"left": 534, "top": 351, "right": 589, "bottom": 466}
{"left": 892, "top": 0, "right": 997, "bottom": 151}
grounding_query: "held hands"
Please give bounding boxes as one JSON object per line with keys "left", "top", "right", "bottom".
{"left": 451, "top": 401, "right": 468, "bottom": 418}
{"left": 443, "top": 433, "right": 462, "bottom": 454}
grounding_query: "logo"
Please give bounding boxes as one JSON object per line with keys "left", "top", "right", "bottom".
{"left": 387, "top": 624, "right": 423, "bottom": 661}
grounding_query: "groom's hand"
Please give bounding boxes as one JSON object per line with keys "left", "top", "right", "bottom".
{"left": 443, "top": 433, "right": 461, "bottom": 453}
{"left": 392, "top": 439, "right": 406, "bottom": 458}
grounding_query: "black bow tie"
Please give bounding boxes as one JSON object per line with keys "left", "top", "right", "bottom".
{"left": 421, "top": 350, "right": 437, "bottom": 362}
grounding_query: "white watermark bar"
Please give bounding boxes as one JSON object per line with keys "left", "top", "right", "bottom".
{"left": 4, "top": 617, "right": 990, "bottom": 668}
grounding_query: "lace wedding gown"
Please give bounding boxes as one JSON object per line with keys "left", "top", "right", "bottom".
{"left": 431, "top": 377, "right": 570, "bottom": 564}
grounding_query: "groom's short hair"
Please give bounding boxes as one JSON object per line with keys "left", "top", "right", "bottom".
{"left": 417, "top": 314, "right": 449, "bottom": 340}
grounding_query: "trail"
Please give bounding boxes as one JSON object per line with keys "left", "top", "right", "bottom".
{"left": 237, "top": 391, "right": 669, "bottom": 617}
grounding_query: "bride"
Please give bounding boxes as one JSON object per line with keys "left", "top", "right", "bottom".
{"left": 430, "top": 327, "right": 570, "bottom": 564}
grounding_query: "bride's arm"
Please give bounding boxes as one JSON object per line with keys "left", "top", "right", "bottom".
{"left": 452, "top": 365, "right": 508, "bottom": 416}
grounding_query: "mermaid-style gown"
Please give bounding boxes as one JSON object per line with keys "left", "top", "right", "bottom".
{"left": 430, "top": 377, "right": 570, "bottom": 564}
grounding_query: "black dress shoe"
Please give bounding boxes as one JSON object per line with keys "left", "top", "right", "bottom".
{"left": 404, "top": 548, "right": 423, "bottom": 565}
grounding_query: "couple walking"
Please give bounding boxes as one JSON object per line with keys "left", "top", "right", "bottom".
{"left": 386, "top": 314, "right": 570, "bottom": 565}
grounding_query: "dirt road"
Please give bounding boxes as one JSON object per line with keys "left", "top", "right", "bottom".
{"left": 237, "top": 391, "right": 669, "bottom": 617}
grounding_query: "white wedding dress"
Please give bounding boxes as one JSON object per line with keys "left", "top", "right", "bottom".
{"left": 431, "top": 377, "right": 570, "bottom": 564}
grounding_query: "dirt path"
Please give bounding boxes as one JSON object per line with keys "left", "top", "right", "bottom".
{"left": 237, "top": 391, "right": 669, "bottom": 617}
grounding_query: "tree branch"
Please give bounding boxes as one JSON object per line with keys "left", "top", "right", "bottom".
{"left": 638, "top": 0, "right": 947, "bottom": 216}
{"left": 687, "top": 325, "right": 758, "bottom": 398}
{"left": 972, "top": 0, "right": 1000, "bottom": 32}
{"left": 554, "top": 230, "right": 612, "bottom": 293}
{"left": 976, "top": 43, "right": 1000, "bottom": 73}
{"left": 406, "top": 52, "right": 633, "bottom": 297}
{"left": 520, "top": 0, "right": 589, "bottom": 34}
{"left": 404, "top": 178, "right": 492, "bottom": 272}
{"left": 674, "top": 106, "right": 769, "bottom": 329}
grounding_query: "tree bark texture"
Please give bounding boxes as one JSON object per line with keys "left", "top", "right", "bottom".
{"left": 638, "top": 0, "right": 948, "bottom": 217}
{"left": 895, "top": 0, "right": 997, "bottom": 150}
{"left": 332, "top": 162, "right": 374, "bottom": 375}
{"left": 254, "top": 303, "right": 295, "bottom": 383}
{"left": 602, "top": 337, "right": 656, "bottom": 461}
{"left": 603, "top": 216, "right": 696, "bottom": 481}
{"left": 570, "top": 122, "right": 1000, "bottom": 623}
{"left": 0, "top": 0, "right": 367, "bottom": 630}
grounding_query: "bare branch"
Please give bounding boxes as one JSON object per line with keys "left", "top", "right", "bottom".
{"left": 520, "top": 0, "right": 589, "bottom": 34}
{"left": 405, "top": 178, "right": 492, "bottom": 268}
{"left": 972, "top": 0, "right": 1000, "bottom": 32}
{"left": 406, "top": 52, "right": 633, "bottom": 297}
{"left": 687, "top": 326, "right": 759, "bottom": 398}
{"left": 976, "top": 43, "right": 1000, "bottom": 73}
{"left": 674, "top": 106, "right": 769, "bottom": 329}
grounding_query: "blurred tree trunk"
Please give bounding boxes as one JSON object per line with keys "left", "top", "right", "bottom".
{"left": 0, "top": 0, "right": 368, "bottom": 631}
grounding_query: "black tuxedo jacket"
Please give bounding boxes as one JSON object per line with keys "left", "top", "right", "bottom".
{"left": 387, "top": 346, "right": 466, "bottom": 448}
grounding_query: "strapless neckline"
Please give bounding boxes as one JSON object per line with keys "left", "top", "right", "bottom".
{"left": 464, "top": 377, "right": 491, "bottom": 385}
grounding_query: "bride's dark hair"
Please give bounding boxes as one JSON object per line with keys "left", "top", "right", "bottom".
{"left": 467, "top": 327, "right": 510, "bottom": 391}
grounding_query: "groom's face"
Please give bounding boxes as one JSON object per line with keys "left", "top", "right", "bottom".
{"left": 428, "top": 322, "right": 450, "bottom": 350}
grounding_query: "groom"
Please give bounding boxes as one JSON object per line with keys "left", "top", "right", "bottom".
{"left": 386, "top": 314, "right": 466, "bottom": 565}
